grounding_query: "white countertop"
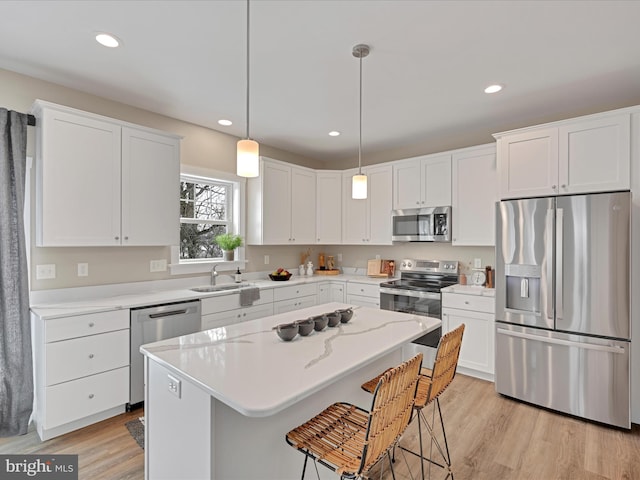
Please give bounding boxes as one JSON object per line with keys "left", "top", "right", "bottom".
{"left": 30, "top": 273, "right": 394, "bottom": 319}
{"left": 140, "top": 302, "right": 439, "bottom": 418}
{"left": 441, "top": 284, "right": 496, "bottom": 297}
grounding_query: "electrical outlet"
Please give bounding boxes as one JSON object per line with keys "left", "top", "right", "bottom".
{"left": 36, "top": 264, "right": 56, "bottom": 280}
{"left": 77, "top": 263, "right": 89, "bottom": 277}
{"left": 337, "top": 253, "right": 343, "bottom": 262}
{"left": 264, "top": 255, "right": 270, "bottom": 265}
{"left": 167, "top": 374, "right": 181, "bottom": 398}
{"left": 150, "top": 259, "right": 167, "bottom": 272}
{"left": 375, "top": 254, "right": 380, "bottom": 260}
{"left": 474, "top": 258, "right": 482, "bottom": 269}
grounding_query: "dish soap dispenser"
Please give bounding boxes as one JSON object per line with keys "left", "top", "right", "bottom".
{"left": 235, "top": 267, "right": 242, "bottom": 283}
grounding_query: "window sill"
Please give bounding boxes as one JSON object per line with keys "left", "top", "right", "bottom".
{"left": 169, "top": 260, "right": 248, "bottom": 276}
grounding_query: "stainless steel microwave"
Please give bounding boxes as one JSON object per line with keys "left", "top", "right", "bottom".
{"left": 391, "top": 206, "right": 451, "bottom": 242}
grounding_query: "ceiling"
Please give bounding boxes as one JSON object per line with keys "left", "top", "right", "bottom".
{"left": 2, "top": 0, "right": 640, "bottom": 164}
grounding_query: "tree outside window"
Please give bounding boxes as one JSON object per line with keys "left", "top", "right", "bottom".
{"left": 180, "top": 177, "right": 233, "bottom": 260}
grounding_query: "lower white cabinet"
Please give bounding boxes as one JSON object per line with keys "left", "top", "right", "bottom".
{"left": 346, "top": 281, "right": 380, "bottom": 308}
{"left": 442, "top": 290, "right": 495, "bottom": 381}
{"left": 201, "top": 289, "right": 274, "bottom": 330}
{"left": 317, "top": 281, "right": 345, "bottom": 304}
{"left": 31, "top": 309, "right": 130, "bottom": 440}
{"left": 273, "top": 283, "right": 318, "bottom": 314}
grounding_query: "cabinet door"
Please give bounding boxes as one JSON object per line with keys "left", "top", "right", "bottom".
{"left": 367, "top": 164, "right": 393, "bottom": 245}
{"left": 347, "top": 294, "right": 380, "bottom": 309}
{"left": 241, "top": 303, "right": 274, "bottom": 322}
{"left": 290, "top": 166, "right": 316, "bottom": 244}
{"left": 443, "top": 308, "right": 494, "bottom": 375}
{"left": 392, "top": 158, "right": 422, "bottom": 209}
{"left": 316, "top": 172, "right": 342, "bottom": 243}
{"left": 37, "top": 109, "right": 121, "bottom": 246}
{"left": 317, "top": 282, "right": 331, "bottom": 304}
{"left": 329, "top": 283, "right": 345, "bottom": 303}
{"left": 201, "top": 309, "right": 243, "bottom": 330}
{"left": 121, "top": 127, "right": 180, "bottom": 245}
{"left": 559, "top": 114, "right": 630, "bottom": 194}
{"left": 274, "top": 296, "right": 316, "bottom": 314}
{"left": 452, "top": 145, "right": 497, "bottom": 246}
{"left": 261, "top": 161, "right": 292, "bottom": 244}
{"left": 422, "top": 154, "right": 452, "bottom": 207}
{"left": 498, "top": 128, "right": 559, "bottom": 199}
{"left": 342, "top": 170, "right": 368, "bottom": 244}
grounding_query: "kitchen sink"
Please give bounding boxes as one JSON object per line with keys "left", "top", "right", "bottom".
{"left": 191, "top": 285, "right": 240, "bottom": 293}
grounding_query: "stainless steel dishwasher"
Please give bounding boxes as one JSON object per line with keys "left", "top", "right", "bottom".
{"left": 129, "top": 300, "right": 201, "bottom": 409}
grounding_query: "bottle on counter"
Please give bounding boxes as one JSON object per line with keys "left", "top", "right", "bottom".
{"left": 235, "top": 268, "right": 242, "bottom": 283}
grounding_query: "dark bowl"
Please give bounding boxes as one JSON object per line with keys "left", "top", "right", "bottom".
{"left": 325, "top": 311, "right": 341, "bottom": 327}
{"left": 274, "top": 322, "right": 298, "bottom": 341}
{"left": 335, "top": 308, "right": 354, "bottom": 323}
{"left": 269, "top": 273, "right": 292, "bottom": 281}
{"left": 310, "top": 314, "right": 328, "bottom": 331}
{"left": 294, "top": 318, "right": 315, "bottom": 336}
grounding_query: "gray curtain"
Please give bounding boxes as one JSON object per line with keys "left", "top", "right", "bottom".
{"left": 0, "top": 109, "right": 33, "bottom": 436}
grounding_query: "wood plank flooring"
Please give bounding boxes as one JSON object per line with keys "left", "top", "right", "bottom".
{"left": 2, "top": 374, "right": 640, "bottom": 479}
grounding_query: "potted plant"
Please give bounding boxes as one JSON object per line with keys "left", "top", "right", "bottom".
{"left": 215, "top": 233, "right": 243, "bottom": 261}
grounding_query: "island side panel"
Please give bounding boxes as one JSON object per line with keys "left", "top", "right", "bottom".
{"left": 146, "top": 358, "right": 214, "bottom": 480}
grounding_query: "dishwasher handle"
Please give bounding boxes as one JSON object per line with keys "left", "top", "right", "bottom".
{"left": 147, "top": 308, "right": 189, "bottom": 319}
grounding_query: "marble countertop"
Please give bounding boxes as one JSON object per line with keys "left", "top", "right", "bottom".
{"left": 441, "top": 284, "right": 496, "bottom": 297}
{"left": 140, "top": 302, "right": 439, "bottom": 418}
{"left": 30, "top": 274, "right": 394, "bottom": 319}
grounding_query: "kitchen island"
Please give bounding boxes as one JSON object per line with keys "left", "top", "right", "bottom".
{"left": 140, "top": 302, "right": 439, "bottom": 480}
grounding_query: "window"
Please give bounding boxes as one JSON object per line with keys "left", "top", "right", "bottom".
{"left": 180, "top": 175, "right": 233, "bottom": 261}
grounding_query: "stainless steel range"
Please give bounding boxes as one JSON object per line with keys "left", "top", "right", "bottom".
{"left": 380, "top": 259, "right": 458, "bottom": 363}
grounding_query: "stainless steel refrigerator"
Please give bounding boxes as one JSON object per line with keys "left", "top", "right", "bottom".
{"left": 495, "top": 191, "right": 630, "bottom": 428}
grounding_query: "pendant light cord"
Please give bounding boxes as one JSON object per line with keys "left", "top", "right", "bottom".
{"left": 358, "top": 52, "right": 362, "bottom": 175}
{"left": 246, "top": 0, "right": 251, "bottom": 140}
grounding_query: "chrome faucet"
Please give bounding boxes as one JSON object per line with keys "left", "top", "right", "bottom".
{"left": 211, "top": 264, "right": 219, "bottom": 286}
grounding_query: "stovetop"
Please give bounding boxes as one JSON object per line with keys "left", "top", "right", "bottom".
{"left": 381, "top": 259, "right": 459, "bottom": 292}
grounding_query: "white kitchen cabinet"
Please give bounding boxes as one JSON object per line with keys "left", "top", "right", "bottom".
{"left": 273, "top": 283, "right": 317, "bottom": 314}
{"left": 346, "top": 281, "right": 380, "bottom": 308}
{"left": 32, "top": 100, "right": 180, "bottom": 247}
{"left": 201, "top": 289, "right": 274, "bottom": 330}
{"left": 442, "top": 290, "right": 495, "bottom": 381}
{"left": 451, "top": 144, "right": 497, "bottom": 246}
{"left": 342, "top": 164, "right": 393, "bottom": 245}
{"left": 316, "top": 171, "right": 342, "bottom": 244}
{"left": 392, "top": 154, "right": 451, "bottom": 210}
{"left": 247, "top": 157, "right": 316, "bottom": 245}
{"left": 496, "top": 112, "right": 630, "bottom": 199}
{"left": 31, "top": 309, "right": 130, "bottom": 440}
{"left": 317, "top": 281, "right": 345, "bottom": 304}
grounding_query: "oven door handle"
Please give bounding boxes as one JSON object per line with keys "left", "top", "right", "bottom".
{"left": 379, "top": 287, "right": 441, "bottom": 300}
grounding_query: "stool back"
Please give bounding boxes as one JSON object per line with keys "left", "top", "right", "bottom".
{"left": 424, "top": 324, "right": 465, "bottom": 405}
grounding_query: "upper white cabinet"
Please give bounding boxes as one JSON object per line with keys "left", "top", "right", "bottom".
{"left": 342, "top": 164, "right": 393, "bottom": 245}
{"left": 32, "top": 100, "right": 180, "bottom": 247}
{"left": 495, "top": 112, "right": 630, "bottom": 199}
{"left": 392, "top": 154, "right": 451, "bottom": 210}
{"left": 316, "top": 171, "right": 342, "bottom": 244}
{"left": 451, "top": 144, "right": 497, "bottom": 246}
{"left": 247, "top": 157, "right": 316, "bottom": 245}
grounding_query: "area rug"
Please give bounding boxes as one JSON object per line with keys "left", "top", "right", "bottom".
{"left": 125, "top": 417, "right": 145, "bottom": 449}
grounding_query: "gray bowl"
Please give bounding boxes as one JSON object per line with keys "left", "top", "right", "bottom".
{"left": 274, "top": 322, "right": 298, "bottom": 341}
{"left": 310, "top": 314, "right": 328, "bottom": 331}
{"left": 335, "top": 308, "right": 353, "bottom": 323}
{"left": 295, "top": 318, "right": 315, "bottom": 336}
{"left": 326, "top": 311, "right": 341, "bottom": 327}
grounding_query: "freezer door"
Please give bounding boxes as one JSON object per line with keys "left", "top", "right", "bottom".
{"left": 495, "top": 323, "right": 630, "bottom": 428}
{"left": 556, "top": 192, "right": 630, "bottom": 339}
{"left": 496, "top": 197, "right": 554, "bottom": 329}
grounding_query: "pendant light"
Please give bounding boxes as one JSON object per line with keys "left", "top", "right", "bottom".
{"left": 351, "top": 44, "right": 370, "bottom": 199}
{"left": 237, "top": 0, "right": 259, "bottom": 178}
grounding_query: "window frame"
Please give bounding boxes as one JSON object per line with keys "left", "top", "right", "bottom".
{"left": 170, "top": 165, "right": 246, "bottom": 275}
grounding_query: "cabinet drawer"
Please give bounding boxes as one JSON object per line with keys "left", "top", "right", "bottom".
{"left": 45, "top": 329, "right": 129, "bottom": 386}
{"left": 347, "top": 282, "right": 380, "bottom": 298}
{"left": 273, "top": 283, "right": 317, "bottom": 301}
{"left": 273, "top": 295, "right": 317, "bottom": 314}
{"left": 347, "top": 294, "right": 380, "bottom": 309}
{"left": 442, "top": 293, "right": 494, "bottom": 313}
{"left": 201, "top": 294, "right": 240, "bottom": 315}
{"left": 45, "top": 309, "right": 129, "bottom": 343}
{"left": 44, "top": 367, "right": 129, "bottom": 429}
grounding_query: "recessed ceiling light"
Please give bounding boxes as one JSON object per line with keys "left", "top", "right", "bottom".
{"left": 95, "top": 33, "right": 120, "bottom": 48}
{"left": 484, "top": 84, "right": 503, "bottom": 94}
{"left": 218, "top": 119, "right": 233, "bottom": 126}
{"left": 328, "top": 131, "right": 341, "bottom": 137}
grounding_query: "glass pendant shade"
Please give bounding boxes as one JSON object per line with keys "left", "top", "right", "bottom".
{"left": 352, "top": 173, "right": 367, "bottom": 199}
{"left": 237, "top": 139, "right": 259, "bottom": 177}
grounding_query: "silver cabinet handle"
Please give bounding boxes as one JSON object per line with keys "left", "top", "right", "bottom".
{"left": 552, "top": 185, "right": 557, "bottom": 190}
{"left": 88, "top": 394, "right": 95, "bottom": 399}
{"left": 115, "top": 236, "right": 119, "bottom": 240}
{"left": 88, "top": 322, "right": 95, "bottom": 327}
{"left": 88, "top": 353, "right": 94, "bottom": 359}
{"left": 561, "top": 184, "right": 566, "bottom": 189}
{"left": 124, "top": 236, "right": 129, "bottom": 240}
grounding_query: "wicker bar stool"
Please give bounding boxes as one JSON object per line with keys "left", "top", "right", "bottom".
{"left": 285, "top": 353, "right": 423, "bottom": 479}
{"left": 361, "top": 324, "right": 465, "bottom": 480}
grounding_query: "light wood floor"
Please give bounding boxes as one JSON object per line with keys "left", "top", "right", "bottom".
{"left": 2, "top": 374, "right": 640, "bottom": 480}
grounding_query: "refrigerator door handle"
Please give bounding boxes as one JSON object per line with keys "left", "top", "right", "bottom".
{"left": 556, "top": 208, "right": 563, "bottom": 322}
{"left": 545, "top": 209, "right": 554, "bottom": 323}
{"left": 497, "top": 328, "right": 626, "bottom": 354}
